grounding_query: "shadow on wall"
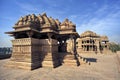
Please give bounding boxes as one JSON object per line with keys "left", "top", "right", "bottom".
{"left": 85, "top": 58, "right": 97, "bottom": 62}
{"left": 0, "top": 54, "right": 11, "bottom": 60}
{"left": 59, "top": 52, "right": 80, "bottom": 66}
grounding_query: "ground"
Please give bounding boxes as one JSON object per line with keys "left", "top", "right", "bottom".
{"left": 0, "top": 53, "right": 120, "bottom": 80}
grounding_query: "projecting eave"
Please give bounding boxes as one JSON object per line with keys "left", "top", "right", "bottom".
{"left": 5, "top": 28, "right": 40, "bottom": 34}
{"left": 40, "top": 30, "right": 59, "bottom": 34}
{"left": 59, "top": 32, "right": 80, "bottom": 38}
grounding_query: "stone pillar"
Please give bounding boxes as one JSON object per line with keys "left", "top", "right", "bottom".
{"left": 47, "top": 33, "right": 52, "bottom": 53}
{"left": 84, "top": 45, "right": 85, "bottom": 51}
{"left": 42, "top": 33, "right": 60, "bottom": 68}
{"left": 84, "top": 46, "right": 85, "bottom": 51}
{"left": 69, "top": 35, "right": 76, "bottom": 54}
{"left": 6, "top": 38, "right": 42, "bottom": 70}
{"left": 92, "top": 46, "right": 93, "bottom": 51}
{"left": 62, "top": 35, "right": 80, "bottom": 66}
{"left": 76, "top": 38, "right": 82, "bottom": 53}
{"left": 96, "top": 40, "right": 100, "bottom": 53}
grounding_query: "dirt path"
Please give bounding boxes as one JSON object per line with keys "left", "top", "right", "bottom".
{"left": 0, "top": 54, "right": 120, "bottom": 80}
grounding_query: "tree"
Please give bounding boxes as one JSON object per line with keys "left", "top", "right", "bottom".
{"left": 109, "top": 42, "right": 120, "bottom": 53}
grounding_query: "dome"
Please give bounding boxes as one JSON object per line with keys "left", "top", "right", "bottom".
{"left": 15, "top": 14, "right": 39, "bottom": 26}
{"left": 60, "top": 19, "right": 76, "bottom": 30}
{"left": 80, "top": 31, "right": 99, "bottom": 37}
{"left": 48, "top": 17, "right": 58, "bottom": 30}
{"left": 101, "top": 36, "right": 109, "bottom": 41}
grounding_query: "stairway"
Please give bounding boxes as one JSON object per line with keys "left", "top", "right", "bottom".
{"left": 59, "top": 52, "right": 89, "bottom": 66}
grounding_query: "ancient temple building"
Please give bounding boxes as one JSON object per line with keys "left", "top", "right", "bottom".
{"left": 5, "top": 13, "right": 111, "bottom": 70}
{"left": 5, "top": 13, "right": 79, "bottom": 70}
{"left": 76, "top": 31, "right": 110, "bottom": 54}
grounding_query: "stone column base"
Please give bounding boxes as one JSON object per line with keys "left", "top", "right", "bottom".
{"left": 60, "top": 53, "right": 80, "bottom": 66}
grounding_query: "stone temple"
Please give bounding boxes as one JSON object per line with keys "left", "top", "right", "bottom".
{"left": 5, "top": 13, "right": 110, "bottom": 70}
{"left": 76, "top": 31, "right": 110, "bottom": 54}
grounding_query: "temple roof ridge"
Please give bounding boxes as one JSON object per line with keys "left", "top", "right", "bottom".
{"left": 41, "top": 12, "right": 47, "bottom": 17}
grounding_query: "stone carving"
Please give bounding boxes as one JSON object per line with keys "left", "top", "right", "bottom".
{"left": 15, "top": 14, "right": 40, "bottom": 26}
{"left": 55, "top": 19, "right": 61, "bottom": 26}
{"left": 69, "top": 21, "right": 76, "bottom": 28}
{"left": 42, "top": 13, "right": 51, "bottom": 27}
{"left": 60, "top": 19, "right": 69, "bottom": 29}
{"left": 49, "top": 17, "right": 57, "bottom": 29}
{"left": 60, "top": 19, "right": 76, "bottom": 30}
{"left": 13, "top": 13, "right": 77, "bottom": 35}
{"left": 15, "top": 17, "right": 24, "bottom": 26}
{"left": 37, "top": 14, "right": 44, "bottom": 25}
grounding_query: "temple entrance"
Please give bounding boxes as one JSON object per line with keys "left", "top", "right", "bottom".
{"left": 58, "top": 41, "right": 67, "bottom": 52}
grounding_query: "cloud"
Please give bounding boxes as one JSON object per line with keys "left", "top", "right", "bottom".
{"left": 0, "top": 33, "right": 13, "bottom": 47}
{"left": 16, "top": 1, "right": 38, "bottom": 11}
{"left": 15, "top": 1, "right": 41, "bottom": 15}
{"left": 68, "top": 15, "right": 78, "bottom": 21}
{"left": 76, "top": 3, "right": 120, "bottom": 43}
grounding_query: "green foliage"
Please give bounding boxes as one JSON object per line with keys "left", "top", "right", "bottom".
{"left": 109, "top": 43, "right": 120, "bottom": 53}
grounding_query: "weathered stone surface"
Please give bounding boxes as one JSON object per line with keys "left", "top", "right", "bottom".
{"left": 6, "top": 38, "right": 61, "bottom": 69}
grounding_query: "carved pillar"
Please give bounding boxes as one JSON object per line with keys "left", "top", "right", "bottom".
{"left": 69, "top": 35, "right": 74, "bottom": 54}
{"left": 69, "top": 35, "right": 76, "bottom": 54}
{"left": 91, "top": 45, "right": 93, "bottom": 51}
{"left": 74, "top": 37, "right": 77, "bottom": 54}
{"left": 92, "top": 45, "right": 94, "bottom": 51}
{"left": 84, "top": 45, "right": 85, "bottom": 51}
{"left": 47, "top": 33, "right": 53, "bottom": 53}
{"left": 96, "top": 40, "right": 100, "bottom": 53}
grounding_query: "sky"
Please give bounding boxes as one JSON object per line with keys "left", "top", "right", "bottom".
{"left": 0, "top": 0, "right": 120, "bottom": 47}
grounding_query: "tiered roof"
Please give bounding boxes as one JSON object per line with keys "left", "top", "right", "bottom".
{"left": 5, "top": 13, "right": 79, "bottom": 38}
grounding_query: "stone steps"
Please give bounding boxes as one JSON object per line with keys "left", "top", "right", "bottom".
{"left": 77, "top": 54, "right": 90, "bottom": 65}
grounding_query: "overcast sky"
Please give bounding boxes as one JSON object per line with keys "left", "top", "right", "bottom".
{"left": 0, "top": 0, "right": 120, "bottom": 47}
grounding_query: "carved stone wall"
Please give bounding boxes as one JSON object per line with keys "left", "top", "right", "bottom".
{"left": 7, "top": 38, "right": 41, "bottom": 70}
{"left": 67, "top": 39, "right": 74, "bottom": 53}
{"left": 7, "top": 38, "right": 60, "bottom": 70}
